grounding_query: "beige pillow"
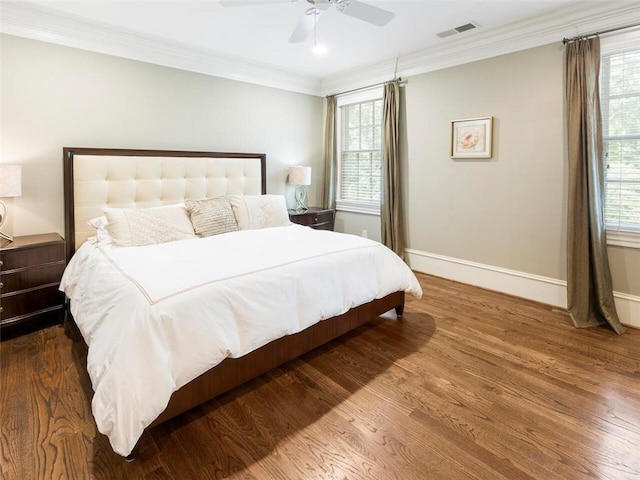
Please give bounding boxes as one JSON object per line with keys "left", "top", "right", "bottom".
{"left": 227, "top": 195, "right": 291, "bottom": 230}
{"left": 104, "top": 204, "right": 196, "bottom": 246}
{"left": 185, "top": 197, "right": 239, "bottom": 237}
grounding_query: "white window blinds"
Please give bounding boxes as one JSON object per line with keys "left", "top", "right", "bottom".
{"left": 340, "top": 99, "right": 383, "bottom": 203}
{"left": 335, "top": 88, "right": 383, "bottom": 215}
{"left": 601, "top": 47, "right": 640, "bottom": 233}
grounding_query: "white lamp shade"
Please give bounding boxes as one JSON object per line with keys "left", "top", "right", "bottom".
{"left": 288, "top": 166, "right": 312, "bottom": 186}
{"left": 0, "top": 165, "right": 22, "bottom": 198}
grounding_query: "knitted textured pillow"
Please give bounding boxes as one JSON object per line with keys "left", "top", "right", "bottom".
{"left": 186, "top": 197, "right": 239, "bottom": 237}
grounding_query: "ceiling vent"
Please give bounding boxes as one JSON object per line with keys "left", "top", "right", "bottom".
{"left": 437, "top": 21, "right": 480, "bottom": 39}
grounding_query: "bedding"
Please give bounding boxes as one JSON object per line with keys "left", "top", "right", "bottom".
{"left": 87, "top": 216, "right": 111, "bottom": 244}
{"left": 60, "top": 224, "right": 422, "bottom": 457}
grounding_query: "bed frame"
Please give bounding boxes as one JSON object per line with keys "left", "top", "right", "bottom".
{"left": 62, "top": 147, "right": 404, "bottom": 455}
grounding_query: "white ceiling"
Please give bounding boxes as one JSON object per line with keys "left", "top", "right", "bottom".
{"left": 3, "top": 1, "right": 640, "bottom": 95}
{"left": 21, "top": 0, "right": 579, "bottom": 77}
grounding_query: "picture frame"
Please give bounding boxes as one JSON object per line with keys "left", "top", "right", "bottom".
{"left": 450, "top": 116, "right": 493, "bottom": 159}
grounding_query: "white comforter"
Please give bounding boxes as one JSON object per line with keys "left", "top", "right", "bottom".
{"left": 60, "top": 224, "right": 422, "bottom": 456}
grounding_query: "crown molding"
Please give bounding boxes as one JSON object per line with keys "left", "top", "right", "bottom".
{"left": 2, "top": 1, "right": 638, "bottom": 98}
{"left": 320, "top": 1, "right": 640, "bottom": 96}
{"left": 0, "top": 1, "right": 323, "bottom": 96}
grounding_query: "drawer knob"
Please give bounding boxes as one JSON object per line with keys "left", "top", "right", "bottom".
{"left": 0, "top": 282, "right": 3, "bottom": 289}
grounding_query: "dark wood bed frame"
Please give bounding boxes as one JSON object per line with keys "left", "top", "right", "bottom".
{"left": 62, "top": 147, "right": 405, "bottom": 457}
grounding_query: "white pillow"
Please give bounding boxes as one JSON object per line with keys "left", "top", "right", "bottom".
{"left": 103, "top": 204, "right": 196, "bottom": 246}
{"left": 227, "top": 195, "right": 291, "bottom": 230}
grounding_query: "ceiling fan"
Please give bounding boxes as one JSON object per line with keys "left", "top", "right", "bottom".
{"left": 219, "top": 0, "right": 395, "bottom": 43}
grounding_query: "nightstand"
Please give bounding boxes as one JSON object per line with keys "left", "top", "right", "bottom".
{"left": 288, "top": 207, "right": 335, "bottom": 231}
{"left": 0, "top": 233, "right": 66, "bottom": 337}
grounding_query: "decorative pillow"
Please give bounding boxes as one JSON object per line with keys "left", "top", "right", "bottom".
{"left": 185, "top": 197, "right": 239, "bottom": 237}
{"left": 103, "top": 204, "right": 196, "bottom": 246}
{"left": 87, "top": 215, "right": 112, "bottom": 245}
{"left": 227, "top": 194, "right": 291, "bottom": 230}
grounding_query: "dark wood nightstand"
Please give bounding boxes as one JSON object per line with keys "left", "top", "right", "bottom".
{"left": 289, "top": 207, "right": 335, "bottom": 231}
{"left": 1, "top": 233, "right": 66, "bottom": 337}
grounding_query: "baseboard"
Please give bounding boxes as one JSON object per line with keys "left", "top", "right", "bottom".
{"left": 612, "top": 292, "right": 640, "bottom": 330}
{"left": 405, "top": 248, "right": 640, "bottom": 329}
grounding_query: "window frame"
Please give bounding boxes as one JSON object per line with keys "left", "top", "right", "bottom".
{"left": 335, "top": 87, "right": 384, "bottom": 216}
{"left": 600, "top": 31, "right": 640, "bottom": 249}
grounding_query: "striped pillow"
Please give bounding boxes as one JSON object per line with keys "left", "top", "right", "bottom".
{"left": 186, "top": 197, "right": 239, "bottom": 237}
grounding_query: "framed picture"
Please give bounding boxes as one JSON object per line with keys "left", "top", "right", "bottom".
{"left": 450, "top": 116, "right": 493, "bottom": 159}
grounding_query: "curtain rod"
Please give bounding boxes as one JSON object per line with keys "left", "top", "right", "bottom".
{"left": 327, "top": 77, "right": 406, "bottom": 98}
{"left": 562, "top": 22, "right": 640, "bottom": 44}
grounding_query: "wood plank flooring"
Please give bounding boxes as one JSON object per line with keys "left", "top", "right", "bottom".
{"left": 1, "top": 272, "right": 639, "bottom": 479}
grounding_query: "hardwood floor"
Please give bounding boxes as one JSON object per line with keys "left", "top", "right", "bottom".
{"left": 1, "top": 272, "right": 639, "bottom": 479}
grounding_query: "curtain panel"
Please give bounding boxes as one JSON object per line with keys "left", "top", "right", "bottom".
{"left": 321, "top": 95, "right": 337, "bottom": 210}
{"left": 381, "top": 81, "right": 405, "bottom": 260}
{"left": 565, "top": 37, "right": 625, "bottom": 335}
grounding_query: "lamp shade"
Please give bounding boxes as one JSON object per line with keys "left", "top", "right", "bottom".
{"left": 0, "top": 165, "right": 22, "bottom": 198}
{"left": 288, "top": 166, "right": 311, "bottom": 186}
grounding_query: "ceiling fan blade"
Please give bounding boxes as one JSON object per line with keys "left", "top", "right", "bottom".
{"left": 336, "top": 0, "right": 395, "bottom": 26}
{"left": 288, "top": 8, "right": 322, "bottom": 43}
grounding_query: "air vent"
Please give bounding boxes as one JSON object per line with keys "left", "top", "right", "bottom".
{"left": 437, "top": 21, "right": 480, "bottom": 39}
{"left": 455, "top": 22, "right": 477, "bottom": 33}
{"left": 437, "top": 29, "right": 458, "bottom": 38}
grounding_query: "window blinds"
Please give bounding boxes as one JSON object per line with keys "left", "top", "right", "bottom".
{"left": 601, "top": 48, "right": 640, "bottom": 232}
{"left": 339, "top": 99, "right": 383, "bottom": 203}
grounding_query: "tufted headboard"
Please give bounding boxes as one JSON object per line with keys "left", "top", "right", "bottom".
{"left": 63, "top": 147, "right": 267, "bottom": 262}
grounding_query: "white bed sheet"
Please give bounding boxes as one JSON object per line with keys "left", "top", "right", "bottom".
{"left": 60, "top": 224, "right": 422, "bottom": 456}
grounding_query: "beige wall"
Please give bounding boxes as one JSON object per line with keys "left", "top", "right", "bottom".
{"left": 609, "top": 247, "right": 640, "bottom": 295}
{"left": 402, "top": 42, "right": 640, "bottom": 296}
{"left": 0, "top": 34, "right": 323, "bottom": 237}
{"left": 335, "top": 211, "right": 381, "bottom": 242}
{"left": 405, "top": 43, "right": 567, "bottom": 279}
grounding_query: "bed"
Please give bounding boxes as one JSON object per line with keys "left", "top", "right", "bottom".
{"left": 60, "top": 147, "right": 422, "bottom": 458}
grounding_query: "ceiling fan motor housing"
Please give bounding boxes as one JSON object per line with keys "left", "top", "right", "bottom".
{"left": 306, "top": 0, "right": 332, "bottom": 10}
{"left": 293, "top": 0, "right": 394, "bottom": 43}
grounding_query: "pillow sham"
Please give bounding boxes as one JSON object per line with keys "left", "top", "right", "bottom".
{"left": 228, "top": 194, "right": 291, "bottom": 230}
{"left": 104, "top": 204, "right": 196, "bottom": 247}
{"left": 185, "top": 197, "right": 239, "bottom": 237}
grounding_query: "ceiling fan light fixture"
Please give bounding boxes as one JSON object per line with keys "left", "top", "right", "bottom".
{"left": 313, "top": 43, "right": 328, "bottom": 54}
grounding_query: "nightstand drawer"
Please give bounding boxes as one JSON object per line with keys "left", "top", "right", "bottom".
{"left": 1, "top": 285, "right": 65, "bottom": 321}
{"left": 1, "top": 263, "right": 66, "bottom": 293}
{"left": 289, "top": 208, "right": 335, "bottom": 231}
{"left": 309, "top": 210, "right": 333, "bottom": 227}
{"left": 1, "top": 243, "right": 65, "bottom": 271}
{"left": 0, "top": 233, "right": 66, "bottom": 335}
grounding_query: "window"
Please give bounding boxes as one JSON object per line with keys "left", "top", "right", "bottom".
{"left": 336, "top": 88, "right": 383, "bottom": 215}
{"left": 601, "top": 32, "right": 640, "bottom": 248}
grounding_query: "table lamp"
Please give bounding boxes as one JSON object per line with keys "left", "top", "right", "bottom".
{"left": 0, "top": 165, "right": 22, "bottom": 243}
{"left": 289, "top": 166, "right": 311, "bottom": 212}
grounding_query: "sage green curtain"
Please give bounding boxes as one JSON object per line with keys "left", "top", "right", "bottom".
{"left": 565, "top": 37, "right": 625, "bottom": 335}
{"left": 381, "top": 81, "right": 405, "bottom": 260}
{"left": 321, "top": 95, "right": 337, "bottom": 210}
